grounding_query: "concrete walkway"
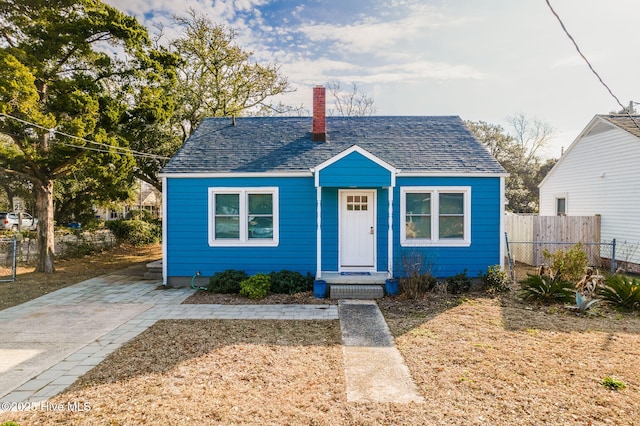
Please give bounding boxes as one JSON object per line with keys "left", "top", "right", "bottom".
{"left": 0, "top": 273, "right": 422, "bottom": 409}
{"left": 339, "top": 300, "right": 424, "bottom": 403}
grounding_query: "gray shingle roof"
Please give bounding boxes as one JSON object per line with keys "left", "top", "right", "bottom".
{"left": 598, "top": 114, "right": 640, "bottom": 138}
{"left": 161, "top": 116, "right": 506, "bottom": 174}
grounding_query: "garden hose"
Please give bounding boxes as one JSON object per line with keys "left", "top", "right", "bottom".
{"left": 191, "top": 271, "right": 207, "bottom": 290}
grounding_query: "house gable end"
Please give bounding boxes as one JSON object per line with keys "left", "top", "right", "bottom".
{"left": 540, "top": 115, "right": 640, "bottom": 188}
{"left": 314, "top": 145, "right": 396, "bottom": 187}
{"left": 584, "top": 120, "right": 616, "bottom": 138}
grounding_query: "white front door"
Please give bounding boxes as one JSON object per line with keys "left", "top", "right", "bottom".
{"left": 339, "top": 190, "right": 375, "bottom": 269}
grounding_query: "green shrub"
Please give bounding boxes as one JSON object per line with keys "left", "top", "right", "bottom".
{"left": 400, "top": 273, "right": 437, "bottom": 299}
{"left": 208, "top": 269, "right": 248, "bottom": 294}
{"left": 601, "top": 376, "right": 626, "bottom": 390}
{"left": 127, "top": 209, "right": 155, "bottom": 221}
{"left": 60, "top": 240, "right": 97, "bottom": 259}
{"left": 446, "top": 270, "right": 472, "bottom": 294}
{"left": 598, "top": 274, "right": 640, "bottom": 311}
{"left": 105, "top": 219, "right": 160, "bottom": 246}
{"left": 240, "top": 273, "right": 271, "bottom": 299}
{"left": 19, "top": 229, "right": 36, "bottom": 240}
{"left": 77, "top": 217, "right": 103, "bottom": 231}
{"left": 519, "top": 273, "right": 575, "bottom": 304}
{"left": 542, "top": 243, "right": 588, "bottom": 282}
{"left": 269, "top": 270, "right": 314, "bottom": 294}
{"left": 481, "top": 265, "right": 511, "bottom": 294}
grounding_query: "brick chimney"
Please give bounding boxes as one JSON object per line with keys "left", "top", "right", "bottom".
{"left": 312, "top": 85, "right": 326, "bottom": 142}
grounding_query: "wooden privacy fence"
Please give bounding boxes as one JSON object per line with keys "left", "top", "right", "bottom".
{"left": 505, "top": 215, "right": 602, "bottom": 266}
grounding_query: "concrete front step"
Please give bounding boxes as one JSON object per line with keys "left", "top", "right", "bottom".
{"left": 330, "top": 284, "right": 384, "bottom": 299}
{"left": 143, "top": 259, "right": 162, "bottom": 280}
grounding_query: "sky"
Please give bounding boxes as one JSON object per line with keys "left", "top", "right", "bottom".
{"left": 104, "top": 0, "right": 640, "bottom": 159}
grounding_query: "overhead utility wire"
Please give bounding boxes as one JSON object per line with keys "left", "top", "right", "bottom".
{"left": 0, "top": 112, "right": 170, "bottom": 160}
{"left": 545, "top": 0, "right": 640, "bottom": 132}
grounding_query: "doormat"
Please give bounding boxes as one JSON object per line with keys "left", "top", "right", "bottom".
{"left": 340, "top": 272, "right": 371, "bottom": 276}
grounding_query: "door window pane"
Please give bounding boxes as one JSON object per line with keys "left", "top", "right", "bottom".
{"left": 346, "top": 193, "right": 369, "bottom": 212}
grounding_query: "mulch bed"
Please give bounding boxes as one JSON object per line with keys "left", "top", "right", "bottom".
{"left": 182, "top": 289, "right": 336, "bottom": 305}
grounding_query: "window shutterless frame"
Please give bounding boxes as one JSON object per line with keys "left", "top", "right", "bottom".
{"left": 208, "top": 187, "right": 279, "bottom": 247}
{"left": 400, "top": 186, "right": 471, "bottom": 247}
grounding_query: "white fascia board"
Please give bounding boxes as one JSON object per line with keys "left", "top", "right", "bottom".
{"left": 159, "top": 171, "right": 313, "bottom": 179}
{"left": 397, "top": 171, "right": 509, "bottom": 178}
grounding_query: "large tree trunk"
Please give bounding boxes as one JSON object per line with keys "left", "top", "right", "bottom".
{"left": 35, "top": 178, "right": 55, "bottom": 273}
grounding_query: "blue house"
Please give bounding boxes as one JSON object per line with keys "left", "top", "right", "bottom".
{"left": 160, "top": 87, "right": 507, "bottom": 289}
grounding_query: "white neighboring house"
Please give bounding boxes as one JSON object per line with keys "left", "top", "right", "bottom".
{"left": 94, "top": 180, "right": 161, "bottom": 220}
{"left": 539, "top": 114, "right": 640, "bottom": 268}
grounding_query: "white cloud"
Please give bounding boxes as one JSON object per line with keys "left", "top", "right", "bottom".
{"left": 296, "top": 4, "right": 476, "bottom": 57}
{"left": 369, "top": 61, "right": 485, "bottom": 82}
{"left": 281, "top": 59, "right": 359, "bottom": 84}
{"left": 274, "top": 52, "right": 484, "bottom": 89}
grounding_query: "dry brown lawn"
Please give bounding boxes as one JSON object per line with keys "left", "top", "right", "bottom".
{"left": 2, "top": 283, "right": 640, "bottom": 425}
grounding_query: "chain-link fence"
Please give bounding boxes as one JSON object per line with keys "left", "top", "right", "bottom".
{"left": 0, "top": 237, "right": 17, "bottom": 282}
{"left": 505, "top": 235, "right": 617, "bottom": 284}
{"left": 0, "top": 231, "right": 117, "bottom": 282}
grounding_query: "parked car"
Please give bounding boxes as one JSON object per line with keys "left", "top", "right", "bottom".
{"left": 0, "top": 212, "right": 38, "bottom": 231}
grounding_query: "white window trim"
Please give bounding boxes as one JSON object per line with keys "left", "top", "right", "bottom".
{"left": 400, "top": 186, "right": 471, "bottom": 247}
{"left": 554, "top": 193, "right": 568, "bottom": 216}
{"left": 208, "top": 187, "right": 279, "bottom": 247}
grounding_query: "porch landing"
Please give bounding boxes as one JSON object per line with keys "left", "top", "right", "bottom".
{"left": 319, "top": 272, "right": 388, "bottom": 285}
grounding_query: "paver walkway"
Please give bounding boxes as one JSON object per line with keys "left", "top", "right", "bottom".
{"left": 0, "top": 274, "right": 337, "bottom": 405}
{"left": 1, "top": 273, "right": 422, "bottom": 410}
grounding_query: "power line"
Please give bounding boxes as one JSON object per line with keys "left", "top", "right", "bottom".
{"left": 545, "top": 0, "right": 640, "bottom": 131}
{"left": 0, "top": 112, "right": 170, "bottom": 160}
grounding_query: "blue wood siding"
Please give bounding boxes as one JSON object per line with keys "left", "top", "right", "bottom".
{"left": 318, "top": 151, "right": 392, "bottom": 187}
{"left": 166, "top": 177, "right": 317, "bottom": 277}
{"left": 166, "top": 175, "right": 501, "bottom": 279}
{"left": 320, "top": 188, "right": 338, "bottom": 271}
{"left": 393, "top": 176, "right": 501, "bottom": 278}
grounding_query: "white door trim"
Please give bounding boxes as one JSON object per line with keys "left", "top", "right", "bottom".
{"left": 338, "top": 189, "right": 376, "bottom": 272}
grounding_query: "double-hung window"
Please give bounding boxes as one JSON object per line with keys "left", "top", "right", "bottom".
{"left": 400, "top": 187, "right": 471, "bottom": 246}
{"left": 208, "top": 187, "right": 279, "bottom": 246}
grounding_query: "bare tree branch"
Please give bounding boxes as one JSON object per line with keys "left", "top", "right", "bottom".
{"left": 327, "top": 80, "right": 376, "bottom": 116}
